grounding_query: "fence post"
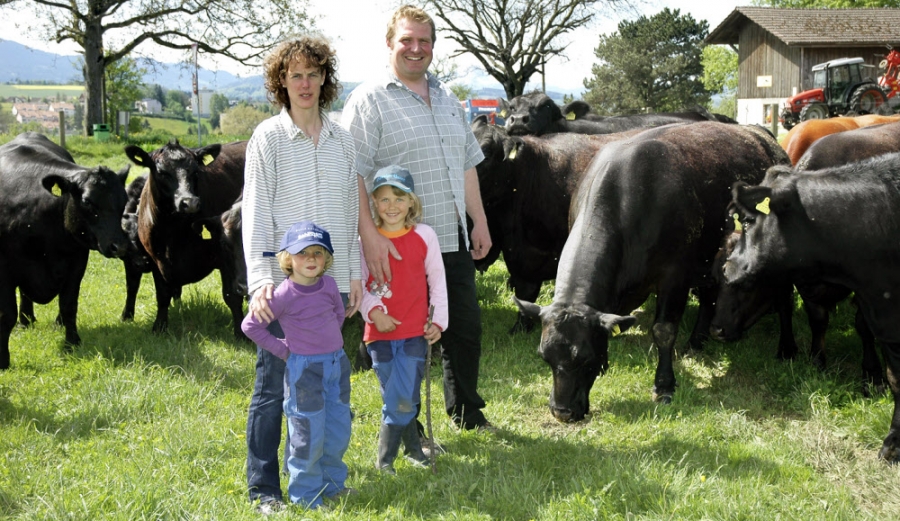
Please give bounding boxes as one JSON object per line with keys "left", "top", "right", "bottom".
{"left": 770, "top": 103, "right": 779, "bottom": 137}
{"left": 58, "top": 110, "right": 65, "bottom": 149}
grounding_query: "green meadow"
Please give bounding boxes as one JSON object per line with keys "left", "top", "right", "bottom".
{"left": 0, "top": 134, "right": 897, "bottom": 520}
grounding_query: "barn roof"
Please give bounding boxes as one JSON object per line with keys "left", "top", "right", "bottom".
{"left": 706, "top": 7, "right": 900, "bottom": 47}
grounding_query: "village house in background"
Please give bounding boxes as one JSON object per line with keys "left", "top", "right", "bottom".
{"left": 11, "top": 101, "right": 68, "bottom": 130}
{"left": 135, "top": 98, "right": 163, "bottom": 114}
{"left": 706, "top": 7, "right": 900, "bottom": 128}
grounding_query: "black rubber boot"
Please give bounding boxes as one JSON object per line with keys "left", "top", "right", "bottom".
{"left": 401, "top": 420, "right": 430, "bottom": 468}
{"left": 376, "top": 422, "right": 403, "bottom": 475}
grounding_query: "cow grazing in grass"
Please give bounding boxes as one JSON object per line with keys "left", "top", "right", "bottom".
{"left": 723, "top": 154, "right": 900, "bottom": 462}
{"left": 514, "top": 122, "right": 788, "bottom": 422}
{"left": 471, "top": 116, "right": 649, "bottom": 332}
{"left": 499, "top": 92, "right": 726, "bottom": 136}
{"left": 125, "top": 140, "right": 246, "bottom": 338}
{"left": 0, "top": 132, "right": 129, "bottom": 369}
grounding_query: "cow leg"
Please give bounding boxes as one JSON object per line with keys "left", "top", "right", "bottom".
{"left": 802, "top": 298, "right": 829, "bottom": 371}
{"left": 651, "top": 285, "right": 690, "bottom": 403}
{"left": 219, "top": 267, "right": 248, "bottom": 340}
{"left": 149, "top": 268, "right": 172, "bottom": 333}
{"left": 510, "top": 277, "right": 542, "bottom": 334}
{"left": 774, "top": 287, "right": 798, "bottom": 361}
{"left": 57, "top": 256, "right": 88, "bottom": 349}
{"left": 855, "top": 307, "right": 885, "bottom": 397}
{"left": 17, "top": 291, "right": 36, "bottom": 327}
{"left": 685, "top": 285, "right": 716, "bottom": 352}
{"left": 876, "top": 341, "right": 900, "bottom": 462}
{"left": 121, "top": 260, "right": 144, "bottom": 321}
{"left": 0, "top": 283, "right": 16, "bottom": 370}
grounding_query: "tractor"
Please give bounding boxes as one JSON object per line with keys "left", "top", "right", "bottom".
{"left": 779, "top": 50, "right": 899, "bottom": 130}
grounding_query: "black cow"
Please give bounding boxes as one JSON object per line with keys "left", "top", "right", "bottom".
{"left": 471, "top": 116, "right": 649, "bottom": 332}
{"left": 125, "top": 140, "right": 246, "bottom": 338}
{"left": 514, "top": 122, "right": 789, "bottom": 422}
{"left": 723, "top": 155, "right": 900, "bottom": 462}
{"left": 0, "top": 132, "right": 129, "bottom": 369}
{"left": 710, "top": 225, "right": 884, "bottom": 396}
{"left": 560, "top": 100, "right": 606, "bottom": 122}
{"left": 499, "top": 92, "right": 725, "bottom": 136}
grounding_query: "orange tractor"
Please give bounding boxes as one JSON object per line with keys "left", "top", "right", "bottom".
{"left": 779, "top": 47, "right": 900, "bottom": 130}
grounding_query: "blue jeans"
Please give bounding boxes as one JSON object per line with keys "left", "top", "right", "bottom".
{"left": 367, "top": 336, "right": 427, "bottom": 426}
{"left": 284, "top": 349, "right": 351, "bottom": 509}
{"left": 246, "top": 293, "right": 348, "bottom": 503}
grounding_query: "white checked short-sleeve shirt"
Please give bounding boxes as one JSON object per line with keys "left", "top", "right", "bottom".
{"left": 341, "top": 70, "right": 485, "bottom": 253}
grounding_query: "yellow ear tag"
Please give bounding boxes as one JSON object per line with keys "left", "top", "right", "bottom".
{"left": 612, "top": 324, "right": 621, "bottom": 337}
{"left": 566, "top": 111, "right": 576, "bottom": 121}
{"left": 499, "top": 109, "right": 507, "bottom": 118}
{"left": 733, "top": 213, "right": 742, "bottom": 232}
{"left": 201, "top": 154, "right": 215, "bottom": 166}
{"left": 201, "top": 225, "right": 212, "bottom": 240}
{"left": 51, "top": 183, "right": 63, "bottom": 197}
{"left": 755, "top": 197, "right": 771, "bottom": 215}
{"left": 508, "top": 148, "right": 517, "bottom": 160}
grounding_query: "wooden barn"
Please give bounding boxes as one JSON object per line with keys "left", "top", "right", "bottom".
{"left": 706, "top": 7, "right": 900, "bottom": 127}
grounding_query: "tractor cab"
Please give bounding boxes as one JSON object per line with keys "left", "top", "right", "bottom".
{"left": 780, "top": 57, "right": 887, "bottom": 130}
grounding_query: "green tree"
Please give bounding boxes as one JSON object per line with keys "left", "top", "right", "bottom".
{"left": 166, "top": 90, "right": 190, "bottom": 118}
{"left": 701, "top": 45, "right": 738, "bottom": 118}
{"left": 450, "top": 84, "right": 475, "bottom": 100}
{"left": 105, "top": 56, "right": 146, "bottom": 129}
{"left": 208, "top": 93, "right": 230, "bottom": 129}
{"left": 0, "top": 0, "right": 311, "bottom": 135}
{"left": 583, "top": 8, "right": 710, "bottom": 115}
{"left": 219, "top": 105, "right": 269, "bottom": 136}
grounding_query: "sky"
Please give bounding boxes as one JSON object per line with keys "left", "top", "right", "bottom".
{"left": 0, "top": 0, "right": 744, "bottom": 93}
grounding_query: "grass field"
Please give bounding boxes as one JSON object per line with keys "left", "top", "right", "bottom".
{"left": 0, "top": 137, "right": 898, "bottom": 519}
{"left": 0, "top": 84, "right": 84, "bottom": 100}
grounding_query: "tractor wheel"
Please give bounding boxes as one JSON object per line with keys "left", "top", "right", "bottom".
{"left": 849, "top": 85, "right": 887, "bottom": 114}
{"left": 800, "top": 102, "right": 829, "bottom": 121}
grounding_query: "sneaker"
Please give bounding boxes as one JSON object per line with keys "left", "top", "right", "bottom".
{"left": 254, "top": 497, "right": 286, "bottom": 515}
{"left": 325, "top": 487, "right": 358, "bottom": 502}
{"left": 378, "top": 463, "right": 396, "bottom": 475}
{"left": 405, "top": 454, "right": 430, "bottom": 468}
{"left": 420, "top": 435, "right": 446, "bottom": 458}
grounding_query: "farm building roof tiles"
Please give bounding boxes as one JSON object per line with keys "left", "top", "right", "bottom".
{"left": 707, "top": 7, "right": 900, "bottom": 47}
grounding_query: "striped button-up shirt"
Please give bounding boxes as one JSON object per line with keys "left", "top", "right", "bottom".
{"left": 341, "top": 70, "right": 484, "bottom": 252}
{"left": 243, "top": 109, "right": 361, "bottom": 294}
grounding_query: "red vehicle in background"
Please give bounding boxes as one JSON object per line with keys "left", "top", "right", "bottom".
{"left": 779, "top": 47, "right": 899, "bottom": 130}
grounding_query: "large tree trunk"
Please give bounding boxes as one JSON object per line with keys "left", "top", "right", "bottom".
{"left": 82, "top": 17, "right": 105, "bottom": 136}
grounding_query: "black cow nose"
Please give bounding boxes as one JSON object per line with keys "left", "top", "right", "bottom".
{"left": 550, "top": 406, "right": 573, "bottom": 423}
{"left": 710, "top": 326, "right": 724, "bottom": 340}
{"left": 178, "top": 197, "right": 201, "bottom": 213}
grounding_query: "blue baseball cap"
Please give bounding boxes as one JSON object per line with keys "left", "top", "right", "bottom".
{"left": 373, "top": 165, "right": 415, "bottom": 193}
{"left": 280, "top": 221, "right": 333, "bottom": 255}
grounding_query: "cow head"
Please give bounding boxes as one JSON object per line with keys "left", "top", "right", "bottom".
{"left": 515, "top": 297, "right": 637, "bottom": 422}
{"left": 43, "top": 164, "right": 130, "bottom": 258}
{"left": 471, "top": 116, "right": 524, "bottom": 208}
{"left": 710, "top": 214, "right": 788, "bottom": 341}
{"left": 502, "top": 92, "right": 563, "bottom": 136}
{"left": 125, "top": 140, "right": 222, "bottom": 215}
{"left": 722, "top": 167, "right": 803, "bottom": 287}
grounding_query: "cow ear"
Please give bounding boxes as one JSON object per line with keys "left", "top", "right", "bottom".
{"left": 596, "top": 313, "right": 637, "bottom": 337}
{"left": 42, "top": 174, "right": 72, "bottom": 198}
{"left": 124, "top": 145, "right": 153, "bottom": 170}
{"left": 503, "top": 138, "right": 524, "bottom": 161}
{"left": 497, "top": 98, "right": 509, "bottom": 118}
{"left": 732, "top": 182, "right": 774, "bottom": 217}
{"left": 512, "top": 296, "right": 543, "bottom": 321}
{"left": 195, "top": 144, "right": 222, "bottom": 166}
{"left": 116, "top": 164, "right": 131, "bottom": 186}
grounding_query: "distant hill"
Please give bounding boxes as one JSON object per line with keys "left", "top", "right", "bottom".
{"left": 0, "top": 39, "right": 581, "bottom": 103}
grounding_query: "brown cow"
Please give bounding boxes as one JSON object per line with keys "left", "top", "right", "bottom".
{"left": 781, "top": 115, "right": 900, "bottom": 164}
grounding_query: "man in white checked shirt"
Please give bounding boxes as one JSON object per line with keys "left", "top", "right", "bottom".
{"left": 342, "top": 4, "right": 496, "bottom": 435}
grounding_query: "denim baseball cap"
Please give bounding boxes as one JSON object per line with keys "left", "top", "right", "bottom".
{"left": 373, "top": 165, "right": 415, "bottom": 193}
{"left": 280, "top": 221, "right": 334, "bottom": 255}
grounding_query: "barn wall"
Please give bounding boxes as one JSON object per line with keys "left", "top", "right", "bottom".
{"left": 737, "top": 25, "right": 801, "bottom": 100}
